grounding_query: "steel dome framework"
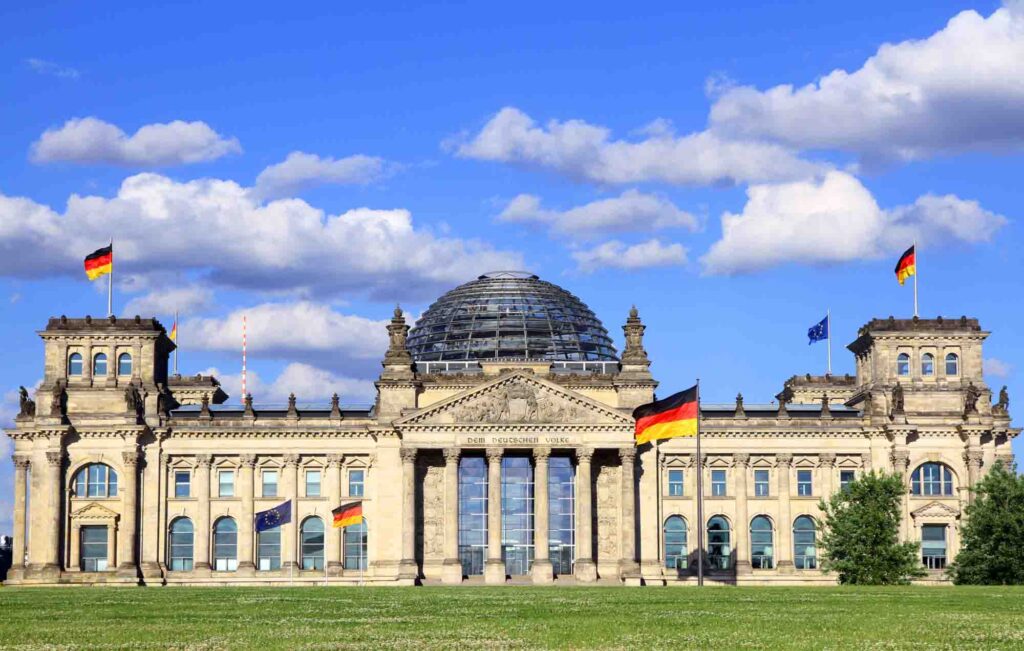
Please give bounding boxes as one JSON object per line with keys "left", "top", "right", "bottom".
{"left": 406, "top": 271, "right": 619, "bottom": 362}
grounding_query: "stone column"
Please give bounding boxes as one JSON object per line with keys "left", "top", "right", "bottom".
{"left": 531, "top": 447, "right": 553, "bottom": 584}
{"left": 441, "top": 448, "right": 463, "bottom": 584}
{"left": 193, "top": 454, "right": 212, "bottom": 573}
{"left": 637, "top": 443, "right": 661, "bottom": 582}
{"left": 733, "top": 453, "right": 751, "bottom": 575}
{"left": 964, "top": 450, "right": 984, "bottom": 505}
{"left": 776, "top": 454, "right": 793, "bottom": 573}
{"left": 237, "top": 454, "right": 256, "bottom": 575}
{"left": 107, "top": 523, "right": 117, "bottom": 569}
{"left": 10, "top": 455, "right": 30, "bottom": 579}
{"left": 891, "top": 450, "right": 911, "bottom": 539}
{"left": 399, "top": 447, "right": 419, "bottom": 580}
{"left": 43, "top": 449, "right": 63, "bottom": 576}
{"left": 573, "top": 447, "right": 597, "bottom": 582}
{"left": 484, "top": 447, "right": 506, "bottom": 584}
{"left": 618, "top": 447, "right": 639, "bottom": 579}
{"left": 116, "top": 448, "right": 140, "bottom": 578}
{"left": 326, "top": 454, "right": 343, "bottom": 576}
{"left": 819, "top": 453, "right": 836, "bottom": 500}
{"left": 69, "top": 523, "right": 81, "bottom": 570}
{"left": 281, "top": 454, "right": 299, "bottom": 571}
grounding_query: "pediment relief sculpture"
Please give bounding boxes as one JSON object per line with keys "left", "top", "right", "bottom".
{"left": 71, "top": 502, "right": 120, "bottom": 523}
{"left": 910, "top": 501, "right": 960, "bottom": 519}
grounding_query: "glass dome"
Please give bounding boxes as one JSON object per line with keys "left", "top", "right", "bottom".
{"left": 407, "top": 271, "right": 618, "bottom": 362}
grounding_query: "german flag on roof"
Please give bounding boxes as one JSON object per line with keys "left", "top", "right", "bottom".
{"left": 84, "top": 244, "right": 113, "bottom": 281}
{"left": 332, "top": 501, "right": 363, "bottom": 529}
{"left": 894, "top": 245, "right": 916, "bottom": 286}
{"left": 632, "top": 385, "right": 698, "bottom": 446}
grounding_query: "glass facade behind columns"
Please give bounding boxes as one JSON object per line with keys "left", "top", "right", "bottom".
{"left": 502, "top": 457, "right": 535, "bottom": 575}
{"left": 458, "top": 457, "right": 488, "bottom": 576}
{"left": 548, "top": 456, "right": 575, "bottom": 575}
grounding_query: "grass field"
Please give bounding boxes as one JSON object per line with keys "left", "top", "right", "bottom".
{"left": 1, "top": 586, "right": 1023, "bottom": 649}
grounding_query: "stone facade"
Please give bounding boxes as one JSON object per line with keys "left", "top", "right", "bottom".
{"left": 3, "top": 309, "right": 1018, "bottom": 586}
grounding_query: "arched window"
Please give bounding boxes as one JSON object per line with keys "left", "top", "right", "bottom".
{"left": 117, "top": 353, "right": 133, "bottom": 376}
{"left": 911, "top": 463, "right": 955, "bottom": 496}
{"left": 706, "top": 516, "right": 731, "bottom": 570}
{"left": 663, "top": 516, "right": 688, "bottom": 572}
{"left": 73, "top": 463, "right": 118, "bottom": 498}
{"left": 68, "top": 352, "right": 83, "bottom": 376}
{"left": 793, "top": 516, "right": 817, "bottom": 570}
{"left": 946, "top": 353, "right": 959, "bottom": 376}
{"left": 213, "top": 517, "right": 238, "bottom": 571}
{"left": 344, "top": 521, "right": 368, "bottom": 571}
{"left": 922, "top": 353, "right": 935, "bottom": 376}
{"left": 258, "top": 526, "right": 281, "bottom": 571}
{"left": 897, "top": 353, "right": 910, "bottom": 377}
{"left": 93, "top": 353, "right": 108, "bottom": 376}
{"left": 168, "top": 518, "right": 194, "bottom": 571}
{"left": 750, "top": 516, "right": 774, "bottom": 569}
{"left": 300, "top": 517, "right": 325, "bottom": 570}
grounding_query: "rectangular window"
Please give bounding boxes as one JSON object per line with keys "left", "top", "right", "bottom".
{"left": 305, "top": 470, "right": 322, "bottom": 497}
{"left": 174, "top": 471, "right": 190, "bottom": 498}
{"left": 348, "top": 469, "right": 365, "bottom": 497}
{"left": 797, "top": 469, "right": 813, "bottom": 496}
{"left": 262, "top": 470, "right": 278, "bottom": 498}
{"left": 921, "top": 524, "right": 948, "bottom": 569}
{"left": 80, "top": 525, "right": 108, "bottom": 571}
{"left": 840, "top": 470, "right": 855, "bottom": 492}
{"left": 711, "top": 469, "right": 727, "bottom": 497}
{"left": 754, "top": 469, "right": 770, "bottom": 497}
{"left": 218, "top": 470, "right": 235, "bottom": 497}
{"left": 668, "top": 469, "right": 684, "bottom": 496}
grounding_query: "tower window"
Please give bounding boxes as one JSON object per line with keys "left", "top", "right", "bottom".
{"left": 93, "top": 353, "right": 107, "bottom": 376}
{"left": 946, "top": 353, "right": 959, "bottom": 376}
{"left": 117, "top": 353, "right": 133, "bottom": 376}
{"left": 897, "top": 353, "right": 910, "bottom": 377}
{"left": 68, "top": 353, "right": 83, "bottom": 376}
{"left": 922, "top": 353, "right": 935, "bottom": 377}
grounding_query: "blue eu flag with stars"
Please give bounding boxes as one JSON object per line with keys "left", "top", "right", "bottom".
{"left": 808, "top": 315, "right": 829, "bottom": 345}
{"left": 255, "top": 500, "right": 291, "bottom": 532}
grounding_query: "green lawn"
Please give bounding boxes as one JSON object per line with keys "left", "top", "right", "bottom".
{"left": 1, "top": 586, "right": 1023, "bottom": 649}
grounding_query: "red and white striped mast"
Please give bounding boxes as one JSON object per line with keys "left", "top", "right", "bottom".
{"left": 241, "top": 314, "right": 247, "bottom": 404}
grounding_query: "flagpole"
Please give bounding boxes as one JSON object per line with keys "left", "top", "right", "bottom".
{"left": 827, "top": 308, "right": 832, "bottom": 376}
{"left": 695, "top": 378, "right": 704, "bottom": 588}
{"left": 107, "top": 237, "right": 113, "bottom": 317}
{"left": 173, "top": 309, "right": 179, "bottom": 375}
{"left": 913, "top": 240, "right": 919, "bottom": 318}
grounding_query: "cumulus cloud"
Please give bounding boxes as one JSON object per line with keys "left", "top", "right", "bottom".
{"left": 700, "top": 171, "right": 1008, "bottom": 275}
{"left": 253, "top": 152, "right": 390, "bottom": 200}
{"left": 204, "top": 363, "right": 376, "bottom": 406}
{"left": 30, "top": 117, "right": 241, "bottom": 166}
{"left": 498, "top": 190, "right": 699, "bottom": 239}
{"left": 572, "top": 239, "right": 687, "bottom": 273}
{"left": 26, "top": 58, "right": 80, "bottom": 79}
{"left": 0, "top": 173, "right": 522, "bottom": 301}
{"left": 454, "top": 107, "right": 822, "bottom": 186}
{"left": 123, "top": 286, "right": 213, "bottom": 317}
{"left": 985, "top": 357, "right": 1013, "bottom": 379}
{"left": 709, "top": 5, "right": 1024, "bottom": 162}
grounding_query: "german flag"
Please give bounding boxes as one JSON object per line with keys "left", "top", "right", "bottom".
{"left": 894, "top": 245, "right": 915, "bottom": 285}
{"left": 633, "top": 385, "right": 698, "bottom": 446}
{"left": 332, "top": 501, "right": 363, "bottom": 529}
{"left": 84, "top": 245, "right": 113, "bottom": 281}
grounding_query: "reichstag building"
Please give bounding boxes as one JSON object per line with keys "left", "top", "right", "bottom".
{"left": 4, "top": 271, "right": 1018, "bottom": 586}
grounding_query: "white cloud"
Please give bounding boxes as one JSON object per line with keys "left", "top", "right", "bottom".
{"left": 203, "top": 363, "right": 376, "bottom": 405}
{"left": 253, "top": 152, "right": 389, "bottom": 200}
{"left": 26, "top": 58, "right": 80, "bottom": 79}
{"left": 572, "top": 239, "right": 687, "bottom": 273}
{"left": 709, "top": 5, "right": 1024, "bottom": 161}
{"left": 700, "top": 171, "right": 1008, "bottom": 275}
{"left": 123, "top": 286, "right": 213, "bottom": 317}
{"left": 498, "top": 190, "right": 699, "bottom": 239}
{"left": 30, "top": 117, "right": 241, "bottom": 166}
{"left": 985, "top": 357, "right": 1013, "bottom": 378}
{"left": 454, "top": 107, "right": 823, "bottom": 186}
{"left": 0, "top": 173, "right": 522, "bottom": 301}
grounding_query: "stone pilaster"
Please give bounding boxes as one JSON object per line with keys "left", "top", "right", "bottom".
{"left": 573, "top": 447, "right": 597, "bottom": 582}
{"left": 531, "top": 447, "right": 553, "bottom": 584}
{"left": 442, "top": 447, "right": 463, "bottom": 584}
{"left": 193, "top": 454, "right": 212, "bottom": 574}
{"left": 964, "top": 449, "right": 984, "bottom": 505}
{"left": 42, "top": 449, "right": 63, "bottom": 576}
{"left": 638, "top": 443, "right": 662, "bottom": 582}
{"left": 326, "top": 454, "right": 343, "bottom": 576}
{"left": 819, "top": 453, "right": 836, "bottom": 500}
{"left": 733, "top": 453, "right": 751, "bottom": 575}
{"left": 484, "top": 447, "right": 506, "bottom": 584}
{"left": 117, "top": 448, "right": 140, "bottom": 578}
{"left": 890, "top": 449, "right": 911, "bottom": 539}
{"left": 281, "top": 454, "right": 299, "bottom": 571}
{"left": 399, "top": 447, "right": 419, "bottom": 580}
{"left": 9, "top": 455, "right": 30, "bottom": 580}
{"left": 618, "top": 447, "right": 639, "bottom": 580}
{"left": 776, "top": 454, "right": 793, "bottom": 573}
{"left": 237, "top": 454, "right": 256, "bottom": 575}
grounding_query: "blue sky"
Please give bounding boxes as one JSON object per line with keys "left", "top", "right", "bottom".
{"left": 1, "top": 1, "right": 1022, "bottom": 534}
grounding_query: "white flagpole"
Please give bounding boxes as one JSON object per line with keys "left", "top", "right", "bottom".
{"left": 827, "top": 308, "right": 832, "bottom": 376}
{"left": 107, "top": 237, "right": 114, "bottom": 317}
{"left": 173, "top": 309, "right": 179, "bottom": 375}
{"left": 696, "top": 378, "right": 704, "bottom": 588}
{"left": 913, "top": 240, "right": 919, "bottom": 318}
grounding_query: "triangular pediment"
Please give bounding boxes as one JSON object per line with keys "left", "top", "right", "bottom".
{"left": 911, "top": 501, "right": 960, "bottom": 519}
{"left": 397, "top": 371, "right": 633, "bottom": 426}
{"left": 71, "top": 502, "right": 119, "bottom": 522}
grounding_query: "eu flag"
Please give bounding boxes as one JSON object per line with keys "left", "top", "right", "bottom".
{"left": 255, "top": 500, "right": 291, "bottom": 532}
{"left": 808, "top": 315, "right": 829, "bottom": 345}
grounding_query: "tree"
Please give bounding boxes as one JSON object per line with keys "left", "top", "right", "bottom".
{"left": 818, "top": 471, "right": 926, "bottom": 584}
{"left": 949, "top": 460, "right": 1024, "bottom": 585}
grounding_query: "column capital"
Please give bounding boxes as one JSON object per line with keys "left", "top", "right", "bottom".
{"left": 45, "top": 450, "right": 63, "bottom": 467}
{"left": 282, "top": 454, "right": 300, "bottom": 468}
{"left": 326, "top": 453, "right": 344, "bottom": 468}
{"left": 443, "top": 447, "right": 461, "bottom": 464}
{"left": 533, "top": 446, "right": 552, "bottom": 462}
{"left": 733, "top": 452, "right": 750, "bottom": 467}
{"left": 618, "top": 447, "right": 636, "bottom": 463}
{"left": 860, "top": 452, "right": 871, "bottom": 469}
{"left": 400, "top": 447, "right": 418, "bottom": 463}
{"left": 963, "top": 449, "right": 984, "bottom": 468}
{"left": 818, "top": 452, "right": 836, "bottom": 467}
{"left": 12, "top": 454, "right": 30, "bottom": 469}
{"left": 576, "top": 446, "right": 595, "bottom": 463}
{"left": 194, "top": 453, "right": 212, "bottom": 469}
{"left": 776, "top": 453, "right": 793, "bottom": 467}
{"left": 239, "top": 453, "right": 257, "bottom": 468}
{"left": 485, "top": 447, "right": 503, "bottom": 463}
